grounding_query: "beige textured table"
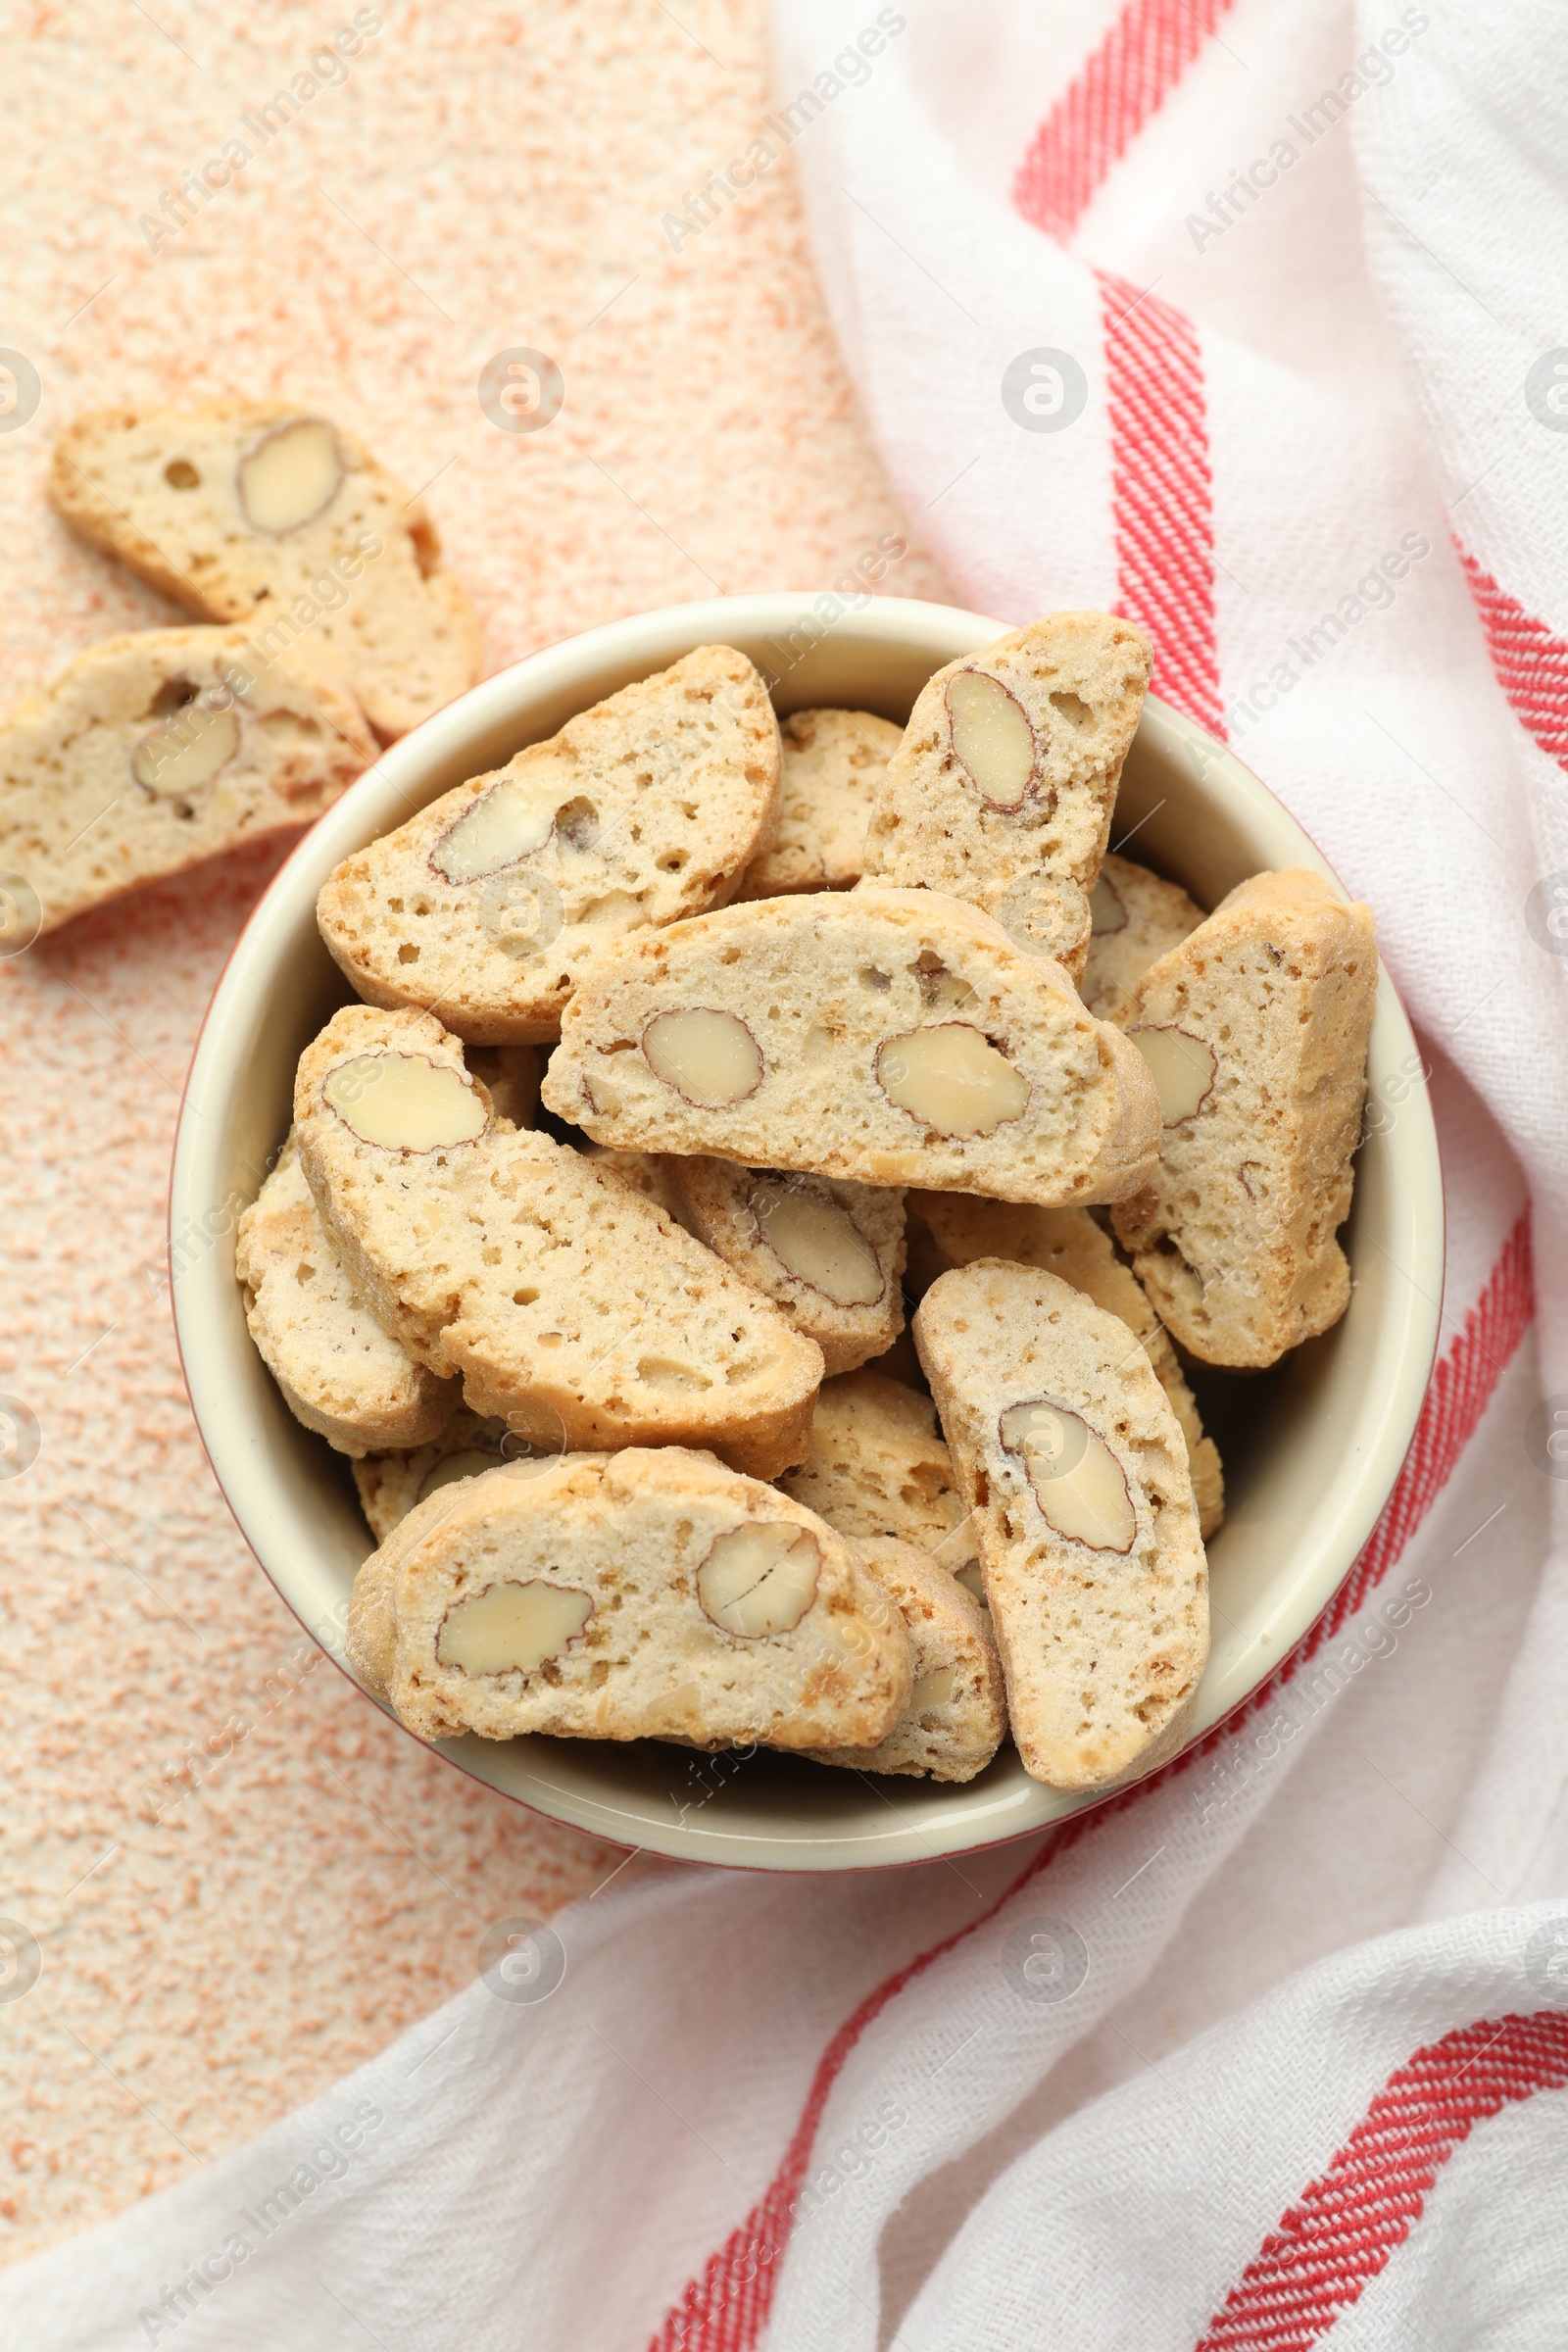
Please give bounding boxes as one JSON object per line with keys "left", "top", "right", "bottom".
{"left": 0, "top": 0, "right": 945, "bottom": 2261}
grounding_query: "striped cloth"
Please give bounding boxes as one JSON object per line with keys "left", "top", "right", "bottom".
{"left": 5, "top": 3, "right": 1567, "bottom": 2347}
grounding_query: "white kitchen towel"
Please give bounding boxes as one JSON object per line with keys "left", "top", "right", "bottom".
{"left": 6, "top": 2, "right": 1568, "bottom": 2347}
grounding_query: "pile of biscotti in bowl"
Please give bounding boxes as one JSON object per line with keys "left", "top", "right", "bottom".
{"left": 174, "top": 594, "right": 1442, "bottom": 1868}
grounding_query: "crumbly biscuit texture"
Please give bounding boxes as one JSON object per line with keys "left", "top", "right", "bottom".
{"left": 915, "top": 1261, "right": 1209, "bottom": 1791}
{"left": 235, "top": 1135, "right": 456, "bottom": 1457}
{"left": 737, "top": 707, "right": 903, "bottom": 898}
{"left": 906, "top": 1191, "right": 1224, "bottom": 1539}
{"left": 315, "top": 646, "right": 782, "bottom": 1044}
{"left": 1110, "top": 869, "right": 1377, "bottom": 1367}
{"left": 776, "top": 1369, "right": 972, "bottom": 1571}
{"left": 48, "top": 402, "right": 480, "bottom": 739}
{"left": 805, "top": 1537, "right": 1006, "bottom": 1782}
{"left": 346, "top": 1449, "right": 914, "bottom": 1750}
{"left": 294, "top": 1003, "right": 823, "bottom": 1478}
{"left": 581, "top": 1146, "right": 691, "bottom": 1221}
{"left": 860, "top": 613, "right": 1152, "bottom": 977}
{"left": 0, "top": 627, "right": 374, "bottom": 935}
{"left": 543, "top": 887, "right": 1161, "bottom": 1206}
{"left": 670, "top": 1158, "right": 906, "bottom": 1377}
{"left": 1082, "top": 853, "right": 1205, "bottom": 1022}
{"left": 352, "top": 1403, "right": 564, "bottom": 1544}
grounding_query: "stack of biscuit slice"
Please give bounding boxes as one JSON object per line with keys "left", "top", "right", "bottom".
{"left": 237, "top": 613, "right": 1378, "bottom": 1795}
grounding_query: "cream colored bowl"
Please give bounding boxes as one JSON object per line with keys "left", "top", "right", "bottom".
{"left": 171, "top": 595, "right": 1444, "bottom": 1870}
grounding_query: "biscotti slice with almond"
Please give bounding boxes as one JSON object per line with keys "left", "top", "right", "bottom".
{"left": 1110, "top": 869, "right": 1377, "bottom": 1368}
{"left": 0, "top": 627, "right": 374, "bottom": 935}
{"left": 48, "top": 403, "right": 479, "bottom": 739}
{"left": 316, "top": 646, "right": 781, "bottom": 1044}
{"left": 1082, "top": 853, "right": 1205, "bottom": 1021}
{"left": 543, "top": 887, "right": 1161, "bottom": 1206}
{"left": 777, "top": 1369, "right": 967, "bottom": 1556}
{"left": 736, "top": 707, "right": 902, "bottom": 898}
{"left": 859, "top": 613, "right": 1152, "bottom": 978}
{"left": 805, "top": 1537, "right": 1005, "bottom": 1782}
{"left": 294, "top": 1004, "right": 822, "bottom": 1477}
{"left": 352, "top": 1403, "right": 564, "bottom": 1543}
{"left": 906, "top": 1191, "right": 1224, "bottom": 1538}
{"left": 776, "top": 1368, "right": 979, "bottom": 1593}
{"left": 346, "top": 1448, "right": 913, "bottom": 1750}
{"left": 235, "top": 1135, "right": 456, "bottom": 1457}
{"left": 670, "top": 1159, "right": 906, "bottom": 1376}
{"left": 915, "top": 1260, "right": 1209, "bottom": 1791}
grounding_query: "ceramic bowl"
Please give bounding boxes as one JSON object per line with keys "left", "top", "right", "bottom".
{"left": 170, "top": 594, "right": 1444, "bottom": 1869}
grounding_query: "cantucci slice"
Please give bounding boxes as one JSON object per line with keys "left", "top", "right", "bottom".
{"left": 805, "top": 1536, "right": 1005, "bottom": 1782}
{"left": 542, "top": 887, "right": 1161, "bottom": 1206}
{"left": 235, "top": 1135, "right": 456, "bottom": 1457}
{"left": 352, "top": 1403, "right": 564, "bottom": 1543}
{"left": 906, "top": 1191, "right": 1224, "bottom": 1538}
{"left": 736, "top": 707, "right": 902, "bottom": 897}
{"left": 48, "top": 402, "right": 480, "bottom": 739}
{"left": 346, "top": 1449, "right": 914, "bottom": 1750}
{"left": 0, "top": 627, "right": 374, "bottom": 935}
{"left": 294, "top": 1004, "right": 823, "bottom": 1479}
{"left": 316, "top": 646, "right": 781, "bottom": 1043}
{"left": 915, "top": 1260, "right": 1209, "bottom": 1791}
{"left": 1082, "top": 853, "right": 1205, "bottom": 1021}
{"left": 1110, "top": 869, "right": 1377, "bottom": 1367}
{"left": 670, "top": 1158, "right": 906, "bottom": 1377}
{"left": 775, "top": 1369, "right": 979, "bottom": 1594}
{"left": 859, "top": 612, "right": 1152, "bottom": 977}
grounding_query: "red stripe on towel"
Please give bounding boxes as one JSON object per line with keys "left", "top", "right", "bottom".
{"left": 1195, "top": 2010, "right": 1568, "bottom": 2350}
{"left": 1101, "top": 270, "right": 1226, "bottom": 735}
{"left": 1013, "top": 0, "right": 1237, "bottom": 242}
{"left": 1456, "top": 543, "right": 1568, "bottom": 770}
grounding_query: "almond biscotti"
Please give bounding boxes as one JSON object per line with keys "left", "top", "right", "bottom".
{"left": 1082, "top": 853, "right": 1204, "bottom": 1022}
{"left": 235, "top": 1136, "right": 456, "bottom": 1457}
{"left": 906, "top": 1192, "right": 1224, "bottom": 1539}
{"left": 347, "top": 1448, "right": 914, "bottom": 1750}
{"left": 776, "top": 1369, "right": 971, "bottom": 1570}
{"left": 1110, "top": 869, "right": 1377, "bottom": 1368}
{"left": 736, "top": 707, "right": 902, "bottom": 898}
{"left": 315, "top": 647, "right": 780, "bottom": 1046}
{"left": 48, "top": 403, "right": 480, "bottom": 740}
{"left": 0, "top": 628, "right": 374, "bottom": 935}
{"left": 805, "top": 1537, "right": 1005, "bottom": 1782}
{"left": 859, "top": 613, "right": 1152, "bottom": 978}
{"left": 294, "top": 1004, "right": 823, "bottom": 1478}
{"left": 669, "top": 1159, "right": 906, "bottom": 1377}
{"left": 915, "top": 1261, "right": 1209, "bottom": 1791}
{"left": 543, "top": 888, "right": 1161, "bottom": 1206}
{"left": 353, "top": 1403, "right": 562, "bottom": 1543}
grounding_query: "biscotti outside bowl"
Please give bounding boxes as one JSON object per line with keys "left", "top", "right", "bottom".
{"left": 171, "top": 595, "right": 1444, "bottom": 1872}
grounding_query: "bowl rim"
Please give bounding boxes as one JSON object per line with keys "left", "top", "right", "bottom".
{"left": 170, "top": 591, "right": 1445, "bottom": 1872}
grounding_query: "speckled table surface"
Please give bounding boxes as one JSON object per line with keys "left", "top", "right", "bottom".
{"left": 0, "top": 0, "right": 946, "bottom": 2262}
